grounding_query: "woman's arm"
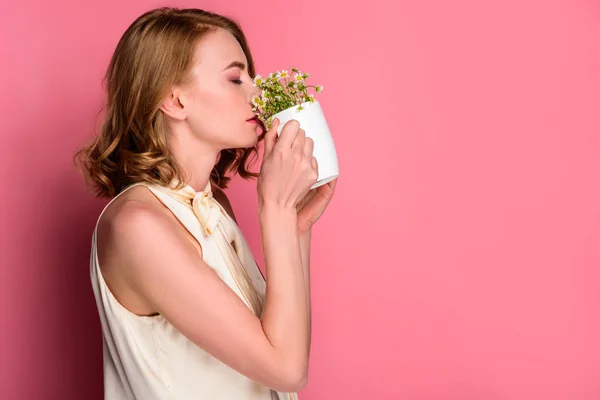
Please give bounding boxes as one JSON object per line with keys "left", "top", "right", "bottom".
{"left": 298, "top": 231, "right": 312, "bottom": 352}
{"left": 106, "top": 198, "right": 309, "bottom": 393}
{"left": 258, "top": 205, "right": 310, "bottom": 387}
{"left": 215, "top": 186, "right": 312, "bottom": 373}
{"left": 214, "top": 186, "right": 312, "bottom": 352}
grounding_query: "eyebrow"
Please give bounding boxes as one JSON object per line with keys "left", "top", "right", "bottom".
{"left": 222, "top": 61, "right": 246, "bottom": 71}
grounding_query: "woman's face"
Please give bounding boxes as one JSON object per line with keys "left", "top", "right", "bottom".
{"left": 176, "top": 28, "right": 262, "bottom": 151}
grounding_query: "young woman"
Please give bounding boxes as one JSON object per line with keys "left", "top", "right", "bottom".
{"left": 74, "top": 7, "right": 337, "bottom": 400}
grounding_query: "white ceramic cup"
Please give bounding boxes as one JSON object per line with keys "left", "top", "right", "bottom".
{"left": 272, "top": 101, "right": 339, "bottom": 189}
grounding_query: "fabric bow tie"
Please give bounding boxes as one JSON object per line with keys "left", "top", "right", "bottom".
{"left": 162, "top": 181, "right": 223, "bottom": 236}
{"left": 152, "top": 179, "right": 267, "bottom": 321}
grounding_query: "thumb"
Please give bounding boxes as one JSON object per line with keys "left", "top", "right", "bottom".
{"left": 263, "top": 118, "right": 280, "bottom": 158}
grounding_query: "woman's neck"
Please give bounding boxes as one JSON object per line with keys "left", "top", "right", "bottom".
{"left": 168, "top": 132, "right": 220, "bottom": 192}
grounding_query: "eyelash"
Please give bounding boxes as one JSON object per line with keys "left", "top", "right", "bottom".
{"left": 232, "top": 79, "right": 243, "bottom": 85}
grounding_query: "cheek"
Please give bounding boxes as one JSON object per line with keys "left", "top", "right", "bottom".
{"left": 188, "top": 86, "right": 244, "bottom": 138}
{"left": 195, "top": 85, "right": 242, "bottom": 116}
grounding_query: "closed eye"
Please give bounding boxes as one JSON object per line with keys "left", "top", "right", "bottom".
{"left": 231, "top": 79, "right": 243, "bottom": 85}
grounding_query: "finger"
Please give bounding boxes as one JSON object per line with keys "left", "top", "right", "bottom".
{"left": 311, "top": 156, "right": 319, "bottom": 176}
{"left": 263, "top": 118, "right": 280, "bottom": 158}
{"left": 328, "top": 178, "right": 337, "bottom": 191}
{"left": 291, "top": 128, "right": 306, "bottom": 153}
{"left": 277, "top": 119, "right": 301, "bottom": 149}
{"left": 302, "top": 137, "right": 314, "bottom": 160}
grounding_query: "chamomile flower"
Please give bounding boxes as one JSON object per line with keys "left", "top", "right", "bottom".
{"left": 250, "top": 67, "right": 323, "bottom": 123}
{"left": 252, "top": 96, "right": 266, "bottom": 108}
{"left": 293, "top": 73, "right": 304, "bottom": 83}
{"left": 253, "top": 75, "right": 263, "bottom": 87}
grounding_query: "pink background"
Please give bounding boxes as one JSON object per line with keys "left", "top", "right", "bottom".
{"left": 2, "top": 0, "right": 600, "bottom": 399}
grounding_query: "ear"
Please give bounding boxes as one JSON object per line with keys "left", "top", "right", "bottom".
{"left": 159, "top": 89, "right": 187, "bottom": 121}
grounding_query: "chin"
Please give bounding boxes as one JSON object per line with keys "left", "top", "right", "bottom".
{"left": 228, "top": 136, "right": 258, "bottom": 150}
{"left": 223, "top": 125, "right": 260, "bottom": 149}
{"left": 242, "top": 132, "right": 260, "bottom": 147}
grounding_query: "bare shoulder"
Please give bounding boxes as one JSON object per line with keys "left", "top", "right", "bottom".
{"left": 96, "top": 186, "right": 201, "bottom": 316}
{"left": 98, "top": 186, "right": 175, "bottom": 248}
{"left": 100, "top": 187, "right": 159, "bottom": 229}
{"left": 99, "top": 185, "right": 203, "bottom": 262}
{"left": 212, "top": 185, "right": 238, "bottom": 223}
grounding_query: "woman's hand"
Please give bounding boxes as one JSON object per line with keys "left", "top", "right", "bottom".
{"left": 257, "top": 118, "right": 318, "bottom": 213}
{"left": 295, "top": 178, "right": 337, "bottom": 235}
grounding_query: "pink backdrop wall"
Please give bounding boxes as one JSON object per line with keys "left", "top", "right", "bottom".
{"left": 2, "top": 0, "right": 600, "bottom": 399}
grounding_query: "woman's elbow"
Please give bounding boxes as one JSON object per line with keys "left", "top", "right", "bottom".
{"left": 275, "top": 365, "right": 308, "bottom": 392}
{"left": 288, "top": 370, "right": 308, "bottom": 392}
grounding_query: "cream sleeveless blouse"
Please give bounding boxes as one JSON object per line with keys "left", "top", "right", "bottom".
{"left": 89, "top": 181, "right": 298, "bottom": 400}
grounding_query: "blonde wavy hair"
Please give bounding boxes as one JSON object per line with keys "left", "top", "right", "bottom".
{"left": 74, "top": 7, "right": 266, "bottom": 316}
{"left": 74, "top": 7, "right": 266, "bottom": 198}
